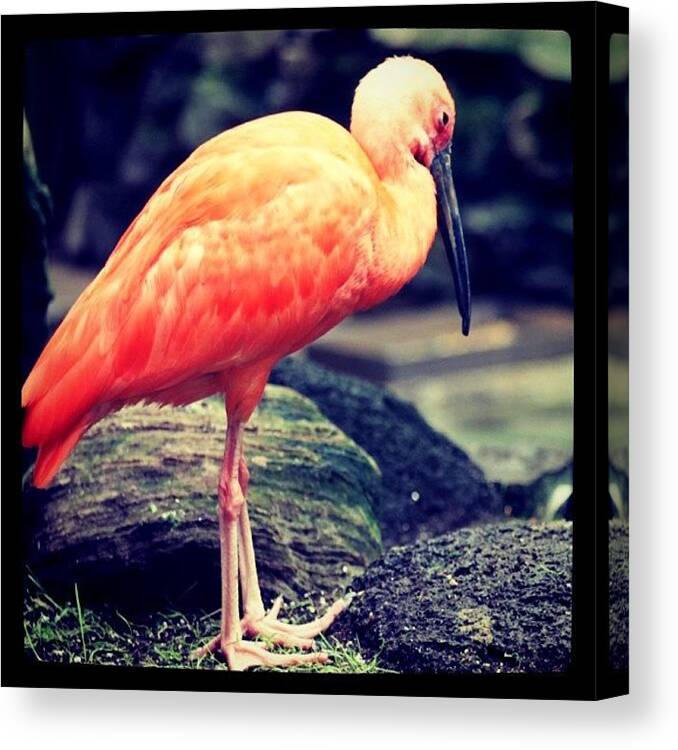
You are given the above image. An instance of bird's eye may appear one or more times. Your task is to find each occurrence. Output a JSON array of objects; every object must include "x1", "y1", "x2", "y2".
[{"x1": 440, "y1": 111, "x2": 450, "y2": 127}]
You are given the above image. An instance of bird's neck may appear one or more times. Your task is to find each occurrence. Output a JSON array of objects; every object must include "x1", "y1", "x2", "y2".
[{"x1": 359, "y1": 160, "x2": 437, "y2": 310}]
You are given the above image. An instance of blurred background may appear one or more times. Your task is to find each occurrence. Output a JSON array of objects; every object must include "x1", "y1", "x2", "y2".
[
  {"x1": 22, "y1": 27, "x2": 590, "y2": 487},
  {"x1": 609, "y1": 32, "x2": 630, "y2": 486}
]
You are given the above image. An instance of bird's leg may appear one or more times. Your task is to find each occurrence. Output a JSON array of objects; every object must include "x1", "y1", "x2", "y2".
[
  {"x1": 237, "y1": 453, "x2": 352, "y2": 649},
  {"x1": 236, "y1": 477, "x2": 266, "y2": 622},
  {"x1": 191, "y1": 420, "x2": 326, "y2": 671}
]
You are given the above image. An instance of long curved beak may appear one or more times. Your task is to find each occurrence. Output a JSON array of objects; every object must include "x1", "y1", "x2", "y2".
[{"x1": 430, "y1": 143, "x2": 471, "y2": 336}]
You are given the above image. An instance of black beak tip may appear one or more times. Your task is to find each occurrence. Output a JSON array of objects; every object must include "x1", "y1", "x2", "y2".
[{"x1": 432, "y1": 143, "x2": 472, "y2": 342}]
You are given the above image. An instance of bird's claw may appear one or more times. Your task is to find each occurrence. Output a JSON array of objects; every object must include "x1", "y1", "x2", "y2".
[
  {"x1": 190, "y1": 635, "x2": 328, "y2": 671},
  {"x1": 190, "y1": 594, "x2": 352, "y2": 670},
  {"x1": 240, "y1": 593, "x2": 352, "y2": 649}
]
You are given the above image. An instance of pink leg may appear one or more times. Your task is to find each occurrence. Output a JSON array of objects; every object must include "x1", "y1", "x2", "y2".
[
  {"x1": 190, "y1": 419, "x2": 328, "y2": 670},
  {"x1": 237, "y1": 497, "x2": 266, "y2": 621},
  {"x1": 237, "y1": 457, "x2": 265, "y2": 620},
  {"x1": 237, "y1": 455, "x2": 352, "y2": 649}
]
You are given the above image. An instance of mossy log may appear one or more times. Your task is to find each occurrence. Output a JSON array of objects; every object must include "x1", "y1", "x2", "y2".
[{"x1": 26, "y1": 386, "x2": 383, "y2": 610}]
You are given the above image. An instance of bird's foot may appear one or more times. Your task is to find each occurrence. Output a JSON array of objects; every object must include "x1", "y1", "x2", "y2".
[
  {"x1": 191, "y1": 635, "x2": 329, "y2": 672},
  {"x1": 240, "y1": 593, "x2": 352, "y2": 650},
  {"x1": 190, "y1": 635, "x2": 328, "y2": 671},
  {"x1": 190, "y1": 594, "x2": 352, "y2": 670}
]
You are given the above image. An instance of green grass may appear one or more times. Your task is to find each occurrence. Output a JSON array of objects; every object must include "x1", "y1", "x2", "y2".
[{"x1": 23, "y1": 574, "x2": 391, "y2": 674}]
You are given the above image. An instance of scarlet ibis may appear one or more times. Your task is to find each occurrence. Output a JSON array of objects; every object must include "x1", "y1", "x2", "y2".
[{"x1": 22, "y1": 56, "x2": 471, "y2": 670}]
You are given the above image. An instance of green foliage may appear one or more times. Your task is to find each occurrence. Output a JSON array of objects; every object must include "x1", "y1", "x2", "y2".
[
  {"x1": 23, "y1": 574, "x2": 390, "y2": 674},
  {"x1": 609, "y1": 33, "x2": 629, "y2": 84},
  {"x1": 370, "y1": 28, "x2": 571, "y2": 80},
  {"x1": 267, "y1": 635, "x2": 394, "y2": 674}
]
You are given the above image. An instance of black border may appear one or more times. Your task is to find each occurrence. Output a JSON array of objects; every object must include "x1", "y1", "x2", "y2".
[
  {"x1": 1, "y1": 2, "x2": 629, "y2": 699},
  {"x1": 595, "y1": 2, "x2": 629, "y2": 700}
]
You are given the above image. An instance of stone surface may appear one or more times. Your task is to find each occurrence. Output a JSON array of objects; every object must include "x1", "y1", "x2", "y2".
[
  {"x1": 331, "y1": 521, "x2": 572, "y2": 673},
  {"x1": 26, "y1": 386, "x2": 382, "y2": 609},
  {"x1": 271, "y1": 356, "x2": 504, "y2": 546},
  {"x1": 609, "y1": 520, "x2": 629, "y2": 671}
]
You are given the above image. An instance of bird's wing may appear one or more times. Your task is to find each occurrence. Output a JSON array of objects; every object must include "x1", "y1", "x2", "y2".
[{"x1": 22, "y1": 114, "x2": 379, "y2": 453}]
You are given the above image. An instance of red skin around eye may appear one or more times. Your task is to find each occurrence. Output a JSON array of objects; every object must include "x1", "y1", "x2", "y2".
[
  {"x1": 432, "y1": 106, "x2": 455, "y2": 152},
  {"x1": 411, "y1": 107, "x2": 456, "y2": 168}
]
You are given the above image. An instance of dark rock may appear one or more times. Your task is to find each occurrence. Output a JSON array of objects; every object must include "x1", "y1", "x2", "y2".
[
  {"x1": 26, "y1": 386, "x2": 382, "y2": 610},
  {"x1": 499, "y1": 460, "x2": 629, "y2": 522},
  {"x1": 331, "y1": 521, "x2": 572, "y2": 673},
  {"x1": 499, "y1": 461, "x2": 572, "y2": 520},
  {"x1": 609, "y1": 520, "x2": 629, "y2": 670},
  {"x1": 271, "y1": 356, "x2": 504, "y2": 546}
]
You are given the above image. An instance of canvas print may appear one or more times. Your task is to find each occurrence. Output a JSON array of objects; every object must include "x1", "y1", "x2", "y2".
[
  {"x1": 19, "y1": 25, "x2": 582, "y2": 677},
  {"x1": 608, "y1": 31, "x2": 629, "y2": 675}
]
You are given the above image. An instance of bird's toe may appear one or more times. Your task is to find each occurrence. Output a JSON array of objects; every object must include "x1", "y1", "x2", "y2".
[{"x1": 225, "y1": 641, "x2": 328, "y2": 671}]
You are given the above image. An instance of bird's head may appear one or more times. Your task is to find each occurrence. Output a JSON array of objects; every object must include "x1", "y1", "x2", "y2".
[{"x1": 351, "y1": 56, "x2": 471, "y2": 335}]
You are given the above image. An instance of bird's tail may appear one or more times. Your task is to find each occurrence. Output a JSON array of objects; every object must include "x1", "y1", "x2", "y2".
[
  {"x1": 22, "y1": 305, "x2": 108, "y2": 488},
  {"x1": 30, "y1": 420, "x2": 89, "y2": 489}
]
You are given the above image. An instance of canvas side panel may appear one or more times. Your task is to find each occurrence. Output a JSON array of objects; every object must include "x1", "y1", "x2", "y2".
[{"x1": 607, "y1": 26, "x2": 629, "y2": 693}]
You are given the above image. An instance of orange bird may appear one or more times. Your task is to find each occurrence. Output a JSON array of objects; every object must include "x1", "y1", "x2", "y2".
[{"x1": 22, "y1": 56, "x2": 471, "y2": 670}]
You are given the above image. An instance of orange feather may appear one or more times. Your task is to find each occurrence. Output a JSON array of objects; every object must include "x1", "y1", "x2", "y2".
[{"x1": 23, "y1": 114, "x2": 379, "y2": 482}]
